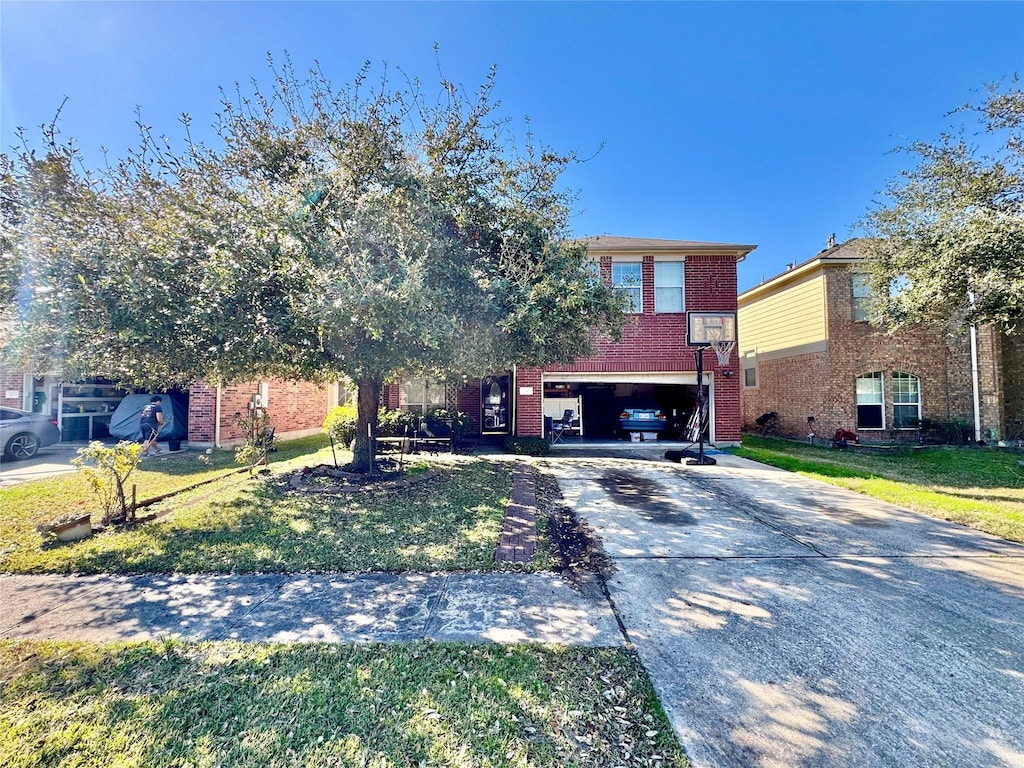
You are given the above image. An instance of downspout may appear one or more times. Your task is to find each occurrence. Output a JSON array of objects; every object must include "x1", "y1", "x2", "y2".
[
  {"x1": 970, "y1": 325, "x2": 982, "y2": 442},
  {"x1": 215, "y1": 384, "x2": 223, "y2": 448},
  {"x1": 511, "y1": 365, "x2": 518, "y2": 437}
]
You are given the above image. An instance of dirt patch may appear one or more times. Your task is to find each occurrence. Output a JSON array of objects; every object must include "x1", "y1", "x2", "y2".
[
  {"x1": 536, "y1": 471, "x2": 615, "y2": 586},
  {"x1": 289, "y1": 462, "x2": 437, "y2": 494}
]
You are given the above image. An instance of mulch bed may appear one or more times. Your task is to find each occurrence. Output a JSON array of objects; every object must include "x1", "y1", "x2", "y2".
[
  {"x1": 535, "y1": 470, "x2": 615, "y2": 583},
  {"x1": 288, "y1": 462, "x2": 438, "y2": 494}
]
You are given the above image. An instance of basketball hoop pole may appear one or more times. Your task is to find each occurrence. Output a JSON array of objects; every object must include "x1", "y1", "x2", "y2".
[{"x1": 687, "y1": 347, "x2": 716, "y2": 466}]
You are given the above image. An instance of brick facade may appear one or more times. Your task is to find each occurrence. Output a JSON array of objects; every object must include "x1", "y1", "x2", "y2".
[
  {"x1": 187, "y1": 378, "x2": 330, "y2": 448},
  {"x1": 527, "y1": 251, "x2": 743, "y2": 441},
  {"x1": 0, "y1": 369, "x2": 25, "y2": 409},
  {"x1": 376, "y1": 238, "x2": 750, "y2": 445},
  {"x1": 740, "y1": 241, "x2": 1021, "y2": 442}
]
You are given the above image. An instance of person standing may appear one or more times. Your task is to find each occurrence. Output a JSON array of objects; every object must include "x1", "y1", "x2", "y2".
[{"x1": 139, "y1": 395, "x2": 164, "y2": 456}]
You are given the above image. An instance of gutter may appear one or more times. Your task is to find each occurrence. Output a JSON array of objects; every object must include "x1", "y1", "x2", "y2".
[
  {"x1": 970, "y1": 325, "x2": 982, "y2": 442},
  {"x1": 215, "y1": 384, "x2": 223, "y2": 448}
]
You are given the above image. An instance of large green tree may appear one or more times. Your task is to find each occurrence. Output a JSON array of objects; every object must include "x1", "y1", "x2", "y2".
[
  {"x1": 1, "y1": 58, "x2": 626, "y2": 471},
  {"x1": 858, "y1": 78, "x2": 1024, "y2": 334}
]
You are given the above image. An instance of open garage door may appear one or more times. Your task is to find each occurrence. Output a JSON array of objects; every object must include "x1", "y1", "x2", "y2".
[{"x1": 543, "y1": 372, "x2": 715, "y2": 442}]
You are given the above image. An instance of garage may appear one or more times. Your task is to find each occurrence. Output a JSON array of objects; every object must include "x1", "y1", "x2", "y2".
[
  {"x1": 25, "y1": 376, "x2": 189, "y2": 444},
  {"x1": 542, "y1": 372, "x2": 715, "y2": 442}
]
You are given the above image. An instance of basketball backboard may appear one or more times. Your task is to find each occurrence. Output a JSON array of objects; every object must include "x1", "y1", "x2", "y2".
[{"x1": 687, "y1": 312, "x2": 736, "y2": 347}]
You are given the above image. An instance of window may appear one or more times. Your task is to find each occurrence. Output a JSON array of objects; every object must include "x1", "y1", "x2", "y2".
[
  {"x1": 612, "y1": 262, "x2": 642, "y2": 313},
  {"x1": 335, "y1": 382, "x2": 356, "y2": 408},
  {"x1": 856, "y1": 372, "x2": 884, "y2": 429},
  {"x1": 399, "y1": 378, "x2": 446, "y2": 415},
  {"x1": 654, "y1": 261, "x2": 684, "y2": 313},
  {"x1": 892, "y1": 372, "x2": 921, "y2": 428},
  {"x1": 852, "y1": 273, "x2": 871, "y2": 322},
  {"x1": 743, "y1": 366, "x2": 758, "y2": 388}
]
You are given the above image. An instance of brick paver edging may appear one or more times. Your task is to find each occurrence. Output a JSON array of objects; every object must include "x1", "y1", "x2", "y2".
[{"x1": 495, "y1": 462, "x2": 537, "y2": 563}]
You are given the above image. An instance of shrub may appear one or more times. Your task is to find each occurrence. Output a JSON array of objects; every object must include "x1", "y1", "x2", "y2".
[
  {"x1": 234, "y1": 410, "x2": 276, "y2": 474},
  {"x1": 503, "y1": 436, "x2": 550, "y2": 456},
  {"x1": 71, "y1": 440, "x2": 143, "y2": 524},
  {"x1": 377, "y1": 407, "x2": 415, "y2": 437},
  {"x1": 323, "y1": 405, "x2": 358, "y2": 448}
]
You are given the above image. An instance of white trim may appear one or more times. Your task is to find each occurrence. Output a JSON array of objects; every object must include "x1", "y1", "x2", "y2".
[
  {"x1": 542, "y1": 371, "x2": 701, "y2": 385},
  {"x1": 970, "y1": 325, "x2": 982, "y2": 442},
  {"x1": 215, "y1": 385, "x2": 222, "y2": 448}
]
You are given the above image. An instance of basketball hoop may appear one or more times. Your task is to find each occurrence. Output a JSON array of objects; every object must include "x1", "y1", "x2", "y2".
[{"x1": 709, "y1": 339, "x2": 735, "y2": 366}]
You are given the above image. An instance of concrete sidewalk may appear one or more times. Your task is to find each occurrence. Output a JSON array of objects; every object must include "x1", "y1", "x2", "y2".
[{"x1": 0, "y1": 570, "x2": 624, "y2": 646}]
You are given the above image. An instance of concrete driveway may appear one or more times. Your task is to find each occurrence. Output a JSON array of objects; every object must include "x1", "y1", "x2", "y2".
[
  {"x1": 545, "y1": 446, "x2": 1024, "y2": 768},
  {"x1": 0, "y1": 443, "x2": 83, "y2": 489}
]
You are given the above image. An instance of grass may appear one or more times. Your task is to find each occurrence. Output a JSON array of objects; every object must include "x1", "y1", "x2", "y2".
[
  {"x1": 0, "y1": 436, "x2": 550, "y2": 574},
  {"x1": 0, "y1": 435, "x2": 332, "y2": 524},
  {"x1": 0, "y1": 639, "x2": 687, "y2": 768},
  {"x1": 734, "y1": 435, "x2": 1024, "y2": 542}
]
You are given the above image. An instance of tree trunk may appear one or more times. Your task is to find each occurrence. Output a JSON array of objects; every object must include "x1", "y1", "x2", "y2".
[{"x1": 351, "y1": 378, "x2": 382, "y2": 473}]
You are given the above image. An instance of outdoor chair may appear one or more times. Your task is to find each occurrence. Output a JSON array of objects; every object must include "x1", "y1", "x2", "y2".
[{"x1": 548, "y1": 409, "x2": 575, "y2": 444}]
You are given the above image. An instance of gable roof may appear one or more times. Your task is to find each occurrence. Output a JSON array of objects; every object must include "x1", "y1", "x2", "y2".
[
  {"x1": 578, "y1": 235, "x2": 757, "y2": 261},
  {"x1": 739, "y1": 238, "x2": 869, "y2": 304}
]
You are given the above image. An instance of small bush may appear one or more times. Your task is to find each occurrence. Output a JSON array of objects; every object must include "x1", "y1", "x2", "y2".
[
  {"x1": 503, "y1": 436, "x2": 550, "y2": 456},
  {"x1": 377, "y1": 407, "x2": 415, "y2": 437},
  {"x1": 234, "y1": 410, "x2": 276, "y2": 474},
  {"x1": 323, "y1": 405, "x2": 358, "y2": 447},
  {"x1": 71, "y1": 440, "x2": 143, "y2": 524}
]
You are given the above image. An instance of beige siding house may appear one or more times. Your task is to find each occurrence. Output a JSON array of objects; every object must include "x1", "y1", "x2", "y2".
[{"x1": 738, "y1": 239, "x2": 1024, "y2": 444}]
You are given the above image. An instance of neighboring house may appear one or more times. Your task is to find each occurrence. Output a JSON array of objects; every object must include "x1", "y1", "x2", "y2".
[
  {"x1": 737, "y1": 238, "x2": 1024, "y2": 443},
  {"x1": 0, "y1": 372, "x2": 335, "y2": 449},
  {"x1": 385, "y1": 235, "x2": 755, "y2": 446}
]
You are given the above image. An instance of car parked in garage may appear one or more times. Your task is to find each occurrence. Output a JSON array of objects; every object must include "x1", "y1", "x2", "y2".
[
  {"x1": 619, "y1": 407, "x2": 669, "y2": 433},
  {"x1": 0, "y1": 407, "x2": 62, "y2": 460}
]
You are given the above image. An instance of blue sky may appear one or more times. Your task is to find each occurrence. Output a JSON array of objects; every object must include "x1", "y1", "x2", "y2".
[{"x1": 2, "y1": 1, "x2": 1021, "y2": 291}]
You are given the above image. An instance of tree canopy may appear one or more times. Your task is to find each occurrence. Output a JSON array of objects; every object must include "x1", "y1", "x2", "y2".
[
  {"x1": 858, "y1": 77, "x2": 1024, "y2": 334},
  {"x1": 1, "y1": 57, "x2": 627, "y2": 470}
]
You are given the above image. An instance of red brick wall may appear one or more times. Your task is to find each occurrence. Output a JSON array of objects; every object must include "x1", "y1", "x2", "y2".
[
  {"x1": 1000, "y1": 333, "x2": 1024, "y2": 440},
  {"x1": 741, "y1": 350, "x2": 831, "y2": 436},
  {"x1": 0, "y1": 369, "x2": 25, "y2": 409},
  {"x1": 187, "y1": 383, "x2": 217, "y2": 444},
  {"x1": 514, "y1": 368, "x2": 544, "y2": 437},
  {"x1": 187, "y1": 378, "x2": 329, "y2": 447},
  {"x1": 534, "y1": 253, "x2": 742, "y2": 441}
]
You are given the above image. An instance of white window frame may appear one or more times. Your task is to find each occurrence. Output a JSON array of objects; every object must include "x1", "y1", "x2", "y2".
[
  {"x1": 654, "y1": 260, "x2": 684, "y2": 313},
  {"x1": 856, "y1": 372, "x2": 884, "y2": 430},
  {"x1": 892, "y1": 372, "x2": 921, "y2": 429},
  {"x1": 852, "y1": 273, "x2": 872, "y2": 322},
  {"x1": 612, "y1": 261, "x2": 643, "y2": 313},
  {"x1": 399, "y1": 378, "x2": 446, "y2": 415},
  {"x1": 743, "y1": 366, "x2": 758, "y2": 388}
]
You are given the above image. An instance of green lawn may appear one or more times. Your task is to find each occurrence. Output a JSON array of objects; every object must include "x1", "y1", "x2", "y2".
[
  {"x1": 0, "y1": 639, "x2": 687, "y2": 768},
  {"x1": 734, "y1": 435, "x2": 1024, "y2": 542},
  {"x1": 0, "y1": 437, "x2": 550, "y2": 574}
]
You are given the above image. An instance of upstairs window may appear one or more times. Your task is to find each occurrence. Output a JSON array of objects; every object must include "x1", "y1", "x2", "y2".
[
  {"x1": 654, "y1": 261, "x2": 684, "y2": 313},
  {"x1": 892, "y1": 372, "x2": 921, "y2": 428},
  {"x1": 852, "y1": 274, "x2": 872, "y2": 322},
  {"x1": 856, "y1": 372, "x2": 884, "y2": 429},
  {"x1": 612, "y1": 262, "x2": 642, "y2": 313}
]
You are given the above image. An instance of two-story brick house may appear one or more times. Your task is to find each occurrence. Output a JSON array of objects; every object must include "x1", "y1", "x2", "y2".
[
  {"x1": 738, "y1": 238, "x2": 1024, "y2": 443},
  {"x1": 384, "y1": 235, "x2": 755, "y2": 445},
  {"x1": 4, "y1": 235, "x2": 753, "y2": 453}
]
